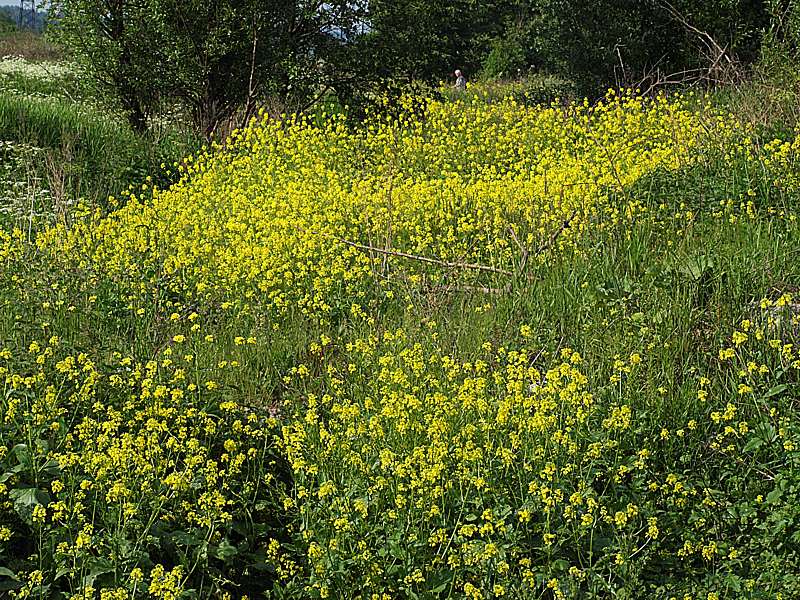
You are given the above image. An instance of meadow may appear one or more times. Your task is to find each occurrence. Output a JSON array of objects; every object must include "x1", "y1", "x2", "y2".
[{"x1": 1, "y1": 78, "x2": 800, "y2": 600}]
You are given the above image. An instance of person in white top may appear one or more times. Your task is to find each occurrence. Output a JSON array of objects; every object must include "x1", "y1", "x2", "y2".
[{"x1": 454, "y1": 69, "x2": 466, "y2": 91}]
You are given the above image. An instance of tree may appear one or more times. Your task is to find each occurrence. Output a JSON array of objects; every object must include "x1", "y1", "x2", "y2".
[
  {"x1": 51, "y1": 0, "x2": 774, "y2": 133},
  {"x1": 51, "y1": 0, "x2": 171, "y2": 132},
  {"x1": 474, "y1": 0, "x2": 771, "y2": 93},
  {"x1": 51, "y1": 0, "x2": 366, "y2": 135},
  {"x1": 349, "y1": 0, "x2": 508, "y2": 85}
]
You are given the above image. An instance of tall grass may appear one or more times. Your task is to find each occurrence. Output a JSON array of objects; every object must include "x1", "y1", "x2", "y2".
[
  {"x1": 0, "y1": 31, "x2": 61, "y2": 62},
  {"x1": 0, "y1": 93, "x2": 197, "y2": 208}
]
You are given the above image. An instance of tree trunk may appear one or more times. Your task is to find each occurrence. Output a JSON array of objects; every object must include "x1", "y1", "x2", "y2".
[{"x1": 126, "y1": 102, "x2": 148, "y2": 134}]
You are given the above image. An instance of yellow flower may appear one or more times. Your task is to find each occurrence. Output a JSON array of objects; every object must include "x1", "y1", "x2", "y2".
[{"x1": 31, "y1": 504, "x2": 46, "y2": 523}]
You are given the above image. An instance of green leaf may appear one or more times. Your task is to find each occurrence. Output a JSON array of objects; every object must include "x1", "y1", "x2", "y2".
[
  {"x1": 83, "y1": 559, "x2": 114, "y2": 588},
  {"x1": 552, "y1": 558, "x2": 570, "y2": 572},
  {"x1": 762, "y1": 384, "x2": 788, "y2": 400},
  {"x1": 169, "y1": 530, "x2": 204, "y2": 547},
  {"x1": 42, "y1": 459, "x2": 62, "y2": 478},
  {"x1": 0, "y1": 567, "x2": 18, "y2": 580},
  {"x1": 11, "y1": 444, "x2": 30, "y2": 468},
  {"x1": 10, "y1": 487, "x2": 42, "y2": 506},
  {"x1": 766, "y1": 487, "x2": 783, "y2": 505},
  {"x1": 676, "y1": 254, "x2": 714, "y2": 281},
  {"x1": 726, "y1": 575, "x2": 742, "y2": 592},
  {"x1": 430, "y1": 582, "x2": 449, "y2": 594},
  {"x1": 212, "y1": 539, "x2": 238, "y2": 562},
  {"x1": 9, "y1": 487, "x2": 50, "y2": 522},
  {"x1": 388, "y1": 540, "x2": 405, "y2": 560},
  {"x1": 742, "y1": 437, "x2": 764, "y2": 453}
]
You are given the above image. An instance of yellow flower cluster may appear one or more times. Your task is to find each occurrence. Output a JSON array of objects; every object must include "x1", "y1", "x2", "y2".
[
  {"x1": 42, "y1": 93, "x2": 727, "y2": 322},
  {"x1": 0, "y1": 325, "x2": 283, "y2": 598},
  {"x1": 3, "y1": 88, "x2": 798, "y2": 598},
  {"x1": 280, "y1": 330, "x2": 660, "y2": 596}
]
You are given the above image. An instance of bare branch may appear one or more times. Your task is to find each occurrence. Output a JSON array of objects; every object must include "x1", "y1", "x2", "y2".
[
  {"x1": 317, "y1": 232, "x2": 515, "y2": 276},
  {"x1": 245, "y1": 18, "x2": 259, "y2": 122},
  {"x1": 532, "y1": 210, "x2": 578, "y2": 260},
  {"x1": 655, "y1": 0, "x2": 741, "y2": 87},
  {"x1": 312, "y1": 202, "x2": 579, "y2": 296}
]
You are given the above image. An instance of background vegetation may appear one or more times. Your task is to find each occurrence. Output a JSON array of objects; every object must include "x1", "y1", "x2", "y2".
[{"x1": 43, "y1": 0, "x2": 795, "y2": 131}]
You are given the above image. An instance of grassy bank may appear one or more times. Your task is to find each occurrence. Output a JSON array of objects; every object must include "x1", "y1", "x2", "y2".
[
  {"x1": 0, "y1": 93, "x2": 193, "y2": 210},
  {"x1": 0, "y1": 54, "x2": 198, "y2": 213}
]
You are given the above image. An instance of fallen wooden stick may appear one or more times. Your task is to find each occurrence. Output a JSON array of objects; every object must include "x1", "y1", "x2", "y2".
[
  {"x1": 314, "y1": 209, "x2": 577, "y2": 289},
  {"x1": 317, "y1": 231, "x2": 514, "y2": 276}
]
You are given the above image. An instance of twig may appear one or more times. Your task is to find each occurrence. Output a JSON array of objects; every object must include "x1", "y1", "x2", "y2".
[
  {"x1": 318, "y1": 231, "x2": 514, "y2": 276},
  {"x1": 381, "y1": 176, "x2": 395, "y2": 276},
  {"x1": 614, "y1": 44, "x2": 628, "y2": 88},
  {"x1": 430, "y1": 236, "x2": 482, "y2": 306},
  {"x1": 298, "y1": 84, "x2": 333, "y2": 116},
  {"x1": 508, "y1": 225, "x2": 529, "y2": 274},
  {"x1": 316, "y1": 206, "x2": 578, "y2": 294},
  {"x1": 533, "y1": 210, "x2": 579, "y2": 260},
  {"x1": 430, "y1": 283, "x2": 510, "y2": 295},
  {"x1": 243, "y1": 17, "x2": 259, "y2": 125},
  {"x1": 587, "y1": 129, "x2": 627, "y2": 196},
  {"x1": 657, "y1": 0, "x2": 740, "y2": 85}
]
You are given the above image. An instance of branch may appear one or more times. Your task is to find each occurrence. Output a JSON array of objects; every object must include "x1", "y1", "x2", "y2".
[
  {"x1": 508, "y1": 225, "x2": 529, "y2": 274},
  {"x1": 656, "y1": 0, "x2": 740, "y2": 85},
  {"x1": 430, "y1": 283, "x2": 510, "y2": 295},
  {"x1": 534, "y1": 210, "x2": 578, "y2": 259},
  {"x1": 658, "y1": 0, "x2": 725, "y2": 57},
  {"x1": 427, "y1": 211, "x2": 577, "y2": 296},
  {"x1": 319, "y1": 232, "x2": 514, "y2": 276},
  {"x1": 246, "y1": 19, "x2": 259, "y2": 106},
  {"x1": 297, "y1": 84, "x2": 333, "y2": 115},
  {"x1": 314, "y1": 204, "x2": 578, "y2": 295}
]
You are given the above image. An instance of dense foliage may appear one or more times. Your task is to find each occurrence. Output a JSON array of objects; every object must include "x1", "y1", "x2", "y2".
[
  {"x1": 49, "y1": 0, "x2": 782, "y2": 132},
  {"x1": 50, "y1": 0, "x2": 366, "y2": 134}
]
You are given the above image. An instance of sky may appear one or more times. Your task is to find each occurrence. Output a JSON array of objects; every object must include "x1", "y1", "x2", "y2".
[{"x1": 0, "y1": 1, "x2": 46, "y2": 7}]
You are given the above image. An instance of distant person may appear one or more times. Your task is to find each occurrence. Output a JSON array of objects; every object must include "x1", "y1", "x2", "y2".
[{"x1": 454, "y1": 69, "x2": 466, "y2": 91}]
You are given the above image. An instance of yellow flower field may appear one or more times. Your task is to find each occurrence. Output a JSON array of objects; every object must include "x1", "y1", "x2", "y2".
[
  {"x1": 42, "y1": 92, "x2": 730, "y2": 321},
  {"x1": 2, "y1": 91, "x2": 800, "y2": 599}
]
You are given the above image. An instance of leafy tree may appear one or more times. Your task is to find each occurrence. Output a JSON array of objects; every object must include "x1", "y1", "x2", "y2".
[
  {"x1": 51, "y1": 0, "x2": 776, "y2": 131},
  {"x1": 358, "y1": 0, "x2": 771, "y2": 96},
  {"x1": 471, "y1": 0, "x2": 771, "y2": 93},
  {"x1": 51, "y1": 0, "x2": 170, "y2": 132},
  {"x1": 51, "y1": 0, "x2": 366, "y2": 135},
  {"x1": 354, "y1": 0, "x2": 505, "y2": 83}
]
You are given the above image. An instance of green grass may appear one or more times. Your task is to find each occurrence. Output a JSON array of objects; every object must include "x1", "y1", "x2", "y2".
[
  {"x1": 0, "y1": 92, "x2": 197, "y2": 209},
  {"x1": 0, "y1": 53, "x2": 200, "y2": 213}
]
